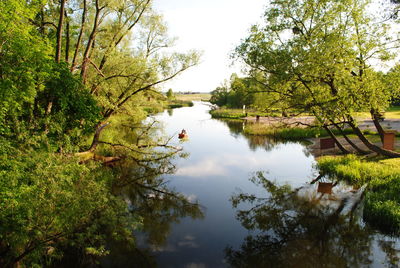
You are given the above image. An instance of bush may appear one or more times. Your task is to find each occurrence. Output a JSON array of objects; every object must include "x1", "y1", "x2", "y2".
[{"x1": 0, "y1": 148, "x2": 137, "y2": 266}]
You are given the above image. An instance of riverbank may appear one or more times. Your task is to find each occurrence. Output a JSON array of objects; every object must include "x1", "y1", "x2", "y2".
[
  {"x1": 212, "y1": 107, "x2": 400, "y2": 235},
  {"x1": 211, "y1": 106, "x2": 400, "y2": 155}
]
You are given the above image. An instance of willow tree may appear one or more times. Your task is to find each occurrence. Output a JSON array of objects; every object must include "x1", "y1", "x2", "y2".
[
  {"x1": 236, "y1": 0, "x2": 400, "y2": 157},
  {"x1": 38, "y1": 0, "x2": 199, "y2": 153}
]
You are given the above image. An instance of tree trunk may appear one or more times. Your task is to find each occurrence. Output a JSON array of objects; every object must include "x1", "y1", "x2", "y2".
[
  {"x1": 348, "y1": 120, "x2": 400, "y2": 158},
  {"x1": 323, "y1": 126, "x2": 350, "y2": 154},
  {"x1": 331, "y1": 121, "x2": 369, "y2": 154},
  {"x1": 81, "y1": 0, "x2": 101, "y2": 83},
  {"x1": 55, "y1": 0, "x2": 66, "y2": 63},
  {"x1": 312, "y1": 111, "x2": 348, "y2": 154},
  {"x1": 88, "y1": 122, "x2": 110, "y2": 152},
  {"x1": 64, "y1": 10, "x2": 70, "y2": 63},
  {"x1": 370, "y1": 108, "x2": 385, "y2": 143},
  {"x1": 71, "y1": 0, "x2": 86, "y2": 71}
]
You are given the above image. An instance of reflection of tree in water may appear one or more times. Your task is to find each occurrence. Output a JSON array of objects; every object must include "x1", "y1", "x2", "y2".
[
  {"x1": 97, "y1": 118, "x2": 205, "y2": 267},
  {"x1": 167, "y1": 109, "x2": 173, "y2": 116},
  {"x1": 226, "y1": 172, "x2": 399, "y2": 268},
  {"x1": 101, "y1": 161, "x2": 204, "y2": 267}
]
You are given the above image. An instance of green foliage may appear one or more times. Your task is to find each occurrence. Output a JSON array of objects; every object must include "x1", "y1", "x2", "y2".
[
  {"x1": 317, "y1": 155, "x2": 400, "y2": 234},
  {"x1": 210, "y1": 74, "x2": 273, "y2": 110},
  {"x1": 0, "y1": 1, "x2": 101, "y2": 151},
  {"x1": 0, "y1": 0, "x2": 51, "y2": 135},
  {"x1": 166, "y1": 88, "x2": 174, "y2": 99},
  {"x1": 0, "y1": 146, "x2": 138, "y2": 266},
  {"x1": 235, "y1": 0, "x2": 400, "y2": 127},
  {"x1": 210, "y1": 85, "x2": 229, "y2": 107},
  {"x1": 43, "y1": 63, "x2": 101, "y2": 141},
  {"x1": 0, "y1": 0, "x2": 201, "y2": 266}
]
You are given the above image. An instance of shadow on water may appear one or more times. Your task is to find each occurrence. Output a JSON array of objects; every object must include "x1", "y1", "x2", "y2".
[{"x1": 226, "y1": 172, "x2": 400, "y2": 268}]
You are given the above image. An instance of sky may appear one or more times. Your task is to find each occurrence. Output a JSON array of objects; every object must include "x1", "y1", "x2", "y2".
[{"x1": 153, "y1": 0, "x2": 266, "y2": 93}]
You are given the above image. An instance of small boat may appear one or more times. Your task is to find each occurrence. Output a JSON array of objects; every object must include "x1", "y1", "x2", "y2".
[
  {"x1": 179, "y1": 129, "x2": 188, "y2": 139},
  {"x1": 178, "y1": 133, "x2": 188, "y2": 139}
]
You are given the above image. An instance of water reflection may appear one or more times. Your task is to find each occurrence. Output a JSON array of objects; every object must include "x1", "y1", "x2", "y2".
[
  {"x1": 227, "y1": 172, "x2": 399, "y2": 267},
  {"x1": 167, "y1": 109, "x2": 173, "y2": 117},
  {"x1": 99, "y1": 161, "x2": 204, "y2": 267},
  {"x1": 93, "y1": 117, "x2": 204, "y2": 267}
]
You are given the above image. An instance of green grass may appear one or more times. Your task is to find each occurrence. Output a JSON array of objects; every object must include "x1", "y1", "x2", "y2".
[
  {"x1": 354, "y1": 105, "x2": 400, "y2": 119},
  {"x1": 317, "y1": 155, "x2": 400, "y2": 234}
]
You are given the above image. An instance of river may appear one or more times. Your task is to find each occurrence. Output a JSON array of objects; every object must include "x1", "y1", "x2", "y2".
[{"x1": 105, "y1": 101, "x2": 400, "y2": 267}]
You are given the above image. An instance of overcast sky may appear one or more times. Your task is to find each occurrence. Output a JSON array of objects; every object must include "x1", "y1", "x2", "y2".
[{"x1": 153, "y1": 0, "x2": 266, "y2": 92}]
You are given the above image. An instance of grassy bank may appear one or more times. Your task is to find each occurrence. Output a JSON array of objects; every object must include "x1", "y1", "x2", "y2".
[
  {"x1": 244, "y1": 126, "x2": 325, "y2": 140},
  {"x1": 243, "y1": 123, "x2": 355, "y2": 140},
  {"x1": 317, "y1": 155, "x2": 400, "y2": 234},
  {"x1": 210, "y1": 108, "x2": 274, "y2": 119}
]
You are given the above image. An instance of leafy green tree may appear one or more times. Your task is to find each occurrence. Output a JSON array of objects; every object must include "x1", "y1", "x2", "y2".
[
  {"x1": 0, "y1": 148, "x2": 136, "y2": 266},
  {"x1": 0, "y1": 0, "x2": 50, "y2": 135},
  {"x1": 210, "y1": 85, "x2": 229, "y2": 107},
  {"x1": 166, "y1": 88, "x2": 174, "y2": 99},
  {"x1": 235, "y1": 0, "x2": 400, "y2": 157}
]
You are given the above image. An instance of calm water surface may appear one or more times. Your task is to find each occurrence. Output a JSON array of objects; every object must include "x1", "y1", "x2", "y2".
[{"x1": 115, "y1": 102, "x2": 400, "y2": 267}]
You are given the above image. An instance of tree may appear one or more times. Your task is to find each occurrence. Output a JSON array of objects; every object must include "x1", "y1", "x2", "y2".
[
  {"x1": 0, "y1": 0, "x2": 201, "y2": 265},
  {"x1": 166, "y1": 88, "x2": 174, "y2": 99},
  {"x1": 210, "y1": 85, "x2": 229, "y2": 107},
  {"x1": 235, "y1": 0, "x2": 400, "y2": 157}
]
